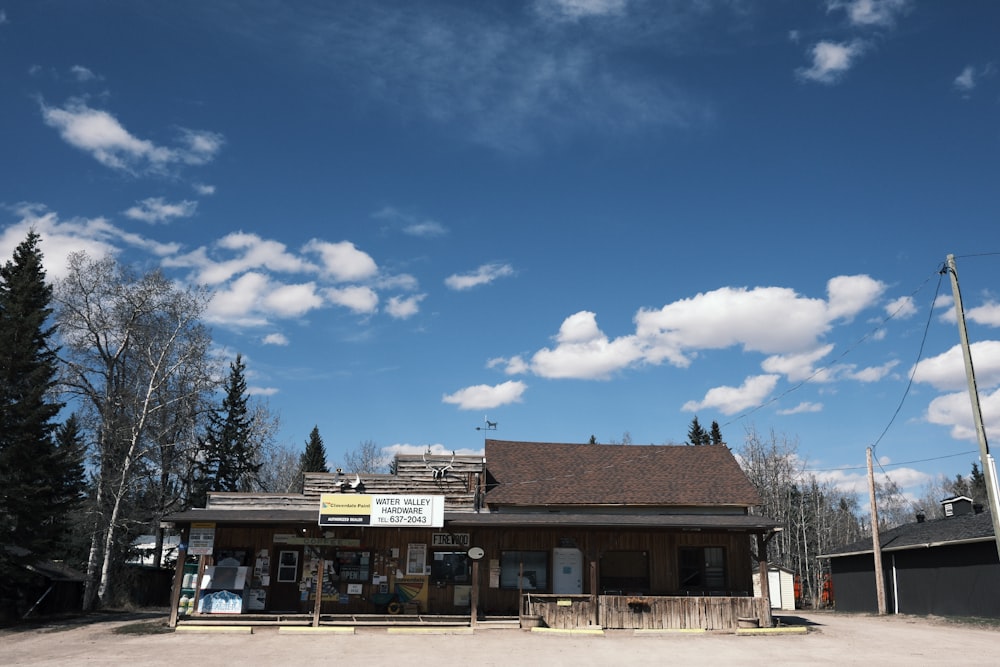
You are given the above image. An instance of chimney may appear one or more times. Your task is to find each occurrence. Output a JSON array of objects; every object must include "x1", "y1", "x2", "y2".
[{"x1": 915, "y1": 510, "x2": 926, "y2": 523}]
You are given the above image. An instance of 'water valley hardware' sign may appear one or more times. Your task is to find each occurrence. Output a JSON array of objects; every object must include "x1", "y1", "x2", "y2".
[{"x1": 319, "y1": 494, "x2": 445, "y2": 527}]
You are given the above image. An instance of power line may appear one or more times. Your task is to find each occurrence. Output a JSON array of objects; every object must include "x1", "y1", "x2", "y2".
[
  {"x1": 803, "y1": 449, "x2": 979, "y2": 473},
  {"x1": 869, "y1": 270, "x2": 945, "y2": 457},
  {"x1": 723, "y1": 268, "x2": 943, "y2": 429}
]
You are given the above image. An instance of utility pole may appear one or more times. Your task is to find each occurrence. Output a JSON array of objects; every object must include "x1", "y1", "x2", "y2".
[
  {"x1": 945, "y1": 255, "x2": 1000, "y2": 560},
  {"x1": 866, "y1": 447, "x2": 887, "y2": 615}
]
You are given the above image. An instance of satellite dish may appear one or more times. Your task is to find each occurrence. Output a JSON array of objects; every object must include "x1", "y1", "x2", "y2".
[{"x1": 467, "y1": 546, "x2": 485, "y2": 560}]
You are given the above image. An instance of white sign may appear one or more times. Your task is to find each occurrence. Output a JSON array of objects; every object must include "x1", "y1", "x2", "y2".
[
  {"x1": 370, "y1": 495, "x2": 445, "y2": 527},
  {"x1": 320, "y1": 494, "x2": 444, "y2": 527},
  {"x1": 189, "y1": 522, "x2": 216, "y2": 556}
]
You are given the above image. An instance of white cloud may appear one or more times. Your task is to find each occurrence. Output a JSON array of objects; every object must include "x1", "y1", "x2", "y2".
[
  {"x1": 637, "y1": 276, "x2": 885, "y2": 368},
  {"x1": 205, "y1": 272, "x2": 271, "y2": 326},
  {"x1": 516, "y1": 275, "x2": 888, "y2": 383},
  {"x1": 826, "y1": 275, "x2": 887, "y2": 320},
  {"x1": 262, "y1": 282, "x2": 324, "y2": 317},
  {"x1": 847, "y1": 359, "x2": 899, "y2": 382},
  {"x1": 531, "y1": 311, "x2": 643, "y2": 379},
  {"x1": 324, "y1": 285, "x2": 379, "y2": 314},
  {"x1": 828, "y1": 0, "x2": 911, "y2": 28},
  {"x1": 166, "y1": 231, "x2": 313, "y2": 285},
  {"x1": 442, "y1": 380, "x2": 527, "y2": 410},
  {"x1": 796, "y1": 40, "x2": 867, "y2": 84},
  {"x1": 0, "y1": 10, "x2": 8, "y2": 25},
  {"x1": 304, "y1": 239, "x2": 379, "y2": 282},
  {"x1": 40, "y1": 99, "x2": 223, "y2": 173},
  {"x1": 777, "y1": 401, "x2": 824, "y2": 415},
  {"x1": 954, "y1": 66, "x2": 976, "y2": 93},
  {"x1": 193, "y1": 183, "x2": 216, "y2": 196},
  {"x1": 372, "y1": 206, "x2": 448, "y2": 237},
  {"x1": 386, "y1": 294, "x2": 426, "y2": 319},
  {"x1": 489, "y1": 355, "x2": 530, "y2": 375},
  {"x1": 911, "y1": 341, "x2": 1000, "y2": 391},
  {"x1": 761, "y1": 345, "x2": 835, "y2": 383},
  {"x1": 70, "y1": 65, "x2": 98, "y2": 82},
  {"x1": 0, "y1": 204, "x2": 182, "y2": 279},
  {"x1": 248, "y1": 385, "x2": 279, "y2": 397},
  {"x1": 682, "y1": 375, "x2": 781, "y2": 416},
  {"x1": 966, "y1": 302, "x2": 1000, "y2": 327},
  {"x1": 535, "y1": 0, "x2": 627, "y2": 21},
  {"x1": 444, "y1": 263, "x2": 514, "y2": 291},
  {"x1": 924, "y1": 386, "x2": 1000, "y2": 442},
  {"x1": 124, "y1": 197, "x2": 197, "y2": 224},
  {"x1": 884, "y1": 295, "x2": 916, "y2": 319},
  {"x1": 382, "y1": 443, "x2": 484, "y2": 457},
  {"x1": 274, "y1": 5, "x2": 709, "y2": 154},
  {"x1": 262, "y1": 333, "x2": 289, "y2": 346}
]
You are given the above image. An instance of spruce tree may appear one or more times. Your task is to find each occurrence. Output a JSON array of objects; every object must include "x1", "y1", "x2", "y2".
[
  {"x1": 686, "y1": 417, "x2": 709, "y2": 446},
  {"x1": 709, "y1": 421, "x2": 724, "y2": 446},
  {"x1": 0, "y1": 232, "x2": 64, "y2": 603},
  {"x1": 50, "y1": 414, "x2": 88, "y2": 561},
  {"x1": 300, "y1": 426, "x2": 329, "y2": 473},
  {"x1": 194, "y1": 354, "x2": 260, "y2": 504}
]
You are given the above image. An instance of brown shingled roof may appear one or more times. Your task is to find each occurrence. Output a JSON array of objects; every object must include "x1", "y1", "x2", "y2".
[{"x1": 484, "y1": 439, "x2": 761, "y2": 507}]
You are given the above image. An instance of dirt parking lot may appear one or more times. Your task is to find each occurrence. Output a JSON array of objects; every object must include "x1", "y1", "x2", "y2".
[{"x1": 3, "y1": 610, "x2": 998, "y2": 666}]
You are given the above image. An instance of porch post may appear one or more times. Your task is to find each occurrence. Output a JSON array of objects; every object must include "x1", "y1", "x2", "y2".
[
  {"x1": 756, "y1": 532, "x2": 771, "y2": 626},
  {"x1": 167, "y1": 525, "x2": 189, "y2": 628},
  {"x1": 590, "y1": 560, "x2": 599, "y2": 627},
  {"x1": 470, "y1": 559, "x2": 479, "y2": 628},
  {"x1": 312, "y1": 557, "x2": 325, "y2": 627}
]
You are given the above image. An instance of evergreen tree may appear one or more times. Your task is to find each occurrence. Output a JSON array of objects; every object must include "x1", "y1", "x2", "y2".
[
  {"x1": 709, "y1": 421, "x2": 724, "y2": 445},
  {"x1": 50, "y1": 414, "x2": 88, "y2": 561},
  {"x1": 0, "y1": 231, "x2": 64, "y2": 609},
  {"x1": 686, "y1": 417, "x2": 709, "y2": 445},
  {"x1": 300, "y1": 426, "x2": 329, "y2": 473},
  {"x1": 194, "y1": 354, "x2": 261, "y2": 504}
]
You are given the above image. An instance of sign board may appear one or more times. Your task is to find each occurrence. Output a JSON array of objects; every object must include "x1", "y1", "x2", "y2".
[
  {"x1": 189, "y1": 522, "x2": 216, "y2": 556},
  {"x1": 319, "y1": 494, "x2": 444, "y2": 527},
  {"x1": 432, "y1": 533, "x2": 470, "y2": 547}
]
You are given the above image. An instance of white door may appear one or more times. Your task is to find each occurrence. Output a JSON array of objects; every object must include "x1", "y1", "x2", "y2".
[
  {"x1": 552, "y1": 548, "x2": 583, "y2": 594},
  {"x1": 767, "y1": 570, "x2": 782, "y2": 609}
]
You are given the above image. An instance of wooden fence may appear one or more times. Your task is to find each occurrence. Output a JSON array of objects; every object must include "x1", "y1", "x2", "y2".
[{"x1": 523, "y1": 594, "x2": 771, "y2": 630}]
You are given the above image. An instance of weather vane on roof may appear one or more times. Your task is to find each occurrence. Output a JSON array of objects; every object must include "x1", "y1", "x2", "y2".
[{"x1": 475, "y1": 415, "x2": 497, "y2": 431}]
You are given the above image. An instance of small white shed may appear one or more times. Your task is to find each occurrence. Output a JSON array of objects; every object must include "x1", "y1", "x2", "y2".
[{"x1": 752, "y1": 565, "x2": 796, "y2": 611}]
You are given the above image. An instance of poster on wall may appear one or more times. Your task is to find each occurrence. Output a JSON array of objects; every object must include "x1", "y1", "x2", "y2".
[
  {"x1": 188, "y1": 522, "x2": 216, "y2": 556},
  {"x1": 406, "y1": 543, "x2": 427, "y2": 576},
  {"x1": 489, "y1": 559, "x2": 500, "y2": 588}
]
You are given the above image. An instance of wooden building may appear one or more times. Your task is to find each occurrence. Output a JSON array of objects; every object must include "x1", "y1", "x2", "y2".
[
  {"x1": 822, "y1": 496, "x2": 999, "y2": 618},
  {"x1": 165, "y1": 439, "x2": 780, "y2": 629}
]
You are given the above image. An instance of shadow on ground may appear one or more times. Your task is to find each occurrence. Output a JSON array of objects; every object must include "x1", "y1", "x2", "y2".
[
  {"x1": 2, "y1": 609, "x2": 168, "y2": 633},
  {"x1": 773, "y1": 614, "x2": 823, "y2": 627}
]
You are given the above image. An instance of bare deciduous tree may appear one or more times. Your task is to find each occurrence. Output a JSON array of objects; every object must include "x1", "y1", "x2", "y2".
[
  {"x1": 341, "y1": 439, "x2": 390, "y2": 474},
  {"x1": 54, "y1": 253, "x2": 214, "y2": 609}
]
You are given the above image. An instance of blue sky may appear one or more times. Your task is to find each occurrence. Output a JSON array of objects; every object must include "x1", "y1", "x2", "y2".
[{"x1": 2, "y1": 0, "x2": 999, "y2": 504}]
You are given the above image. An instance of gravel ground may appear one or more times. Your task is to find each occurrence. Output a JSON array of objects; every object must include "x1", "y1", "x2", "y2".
[{"x1": 3, "y1": 609, "x2": 998, "y2": 666}]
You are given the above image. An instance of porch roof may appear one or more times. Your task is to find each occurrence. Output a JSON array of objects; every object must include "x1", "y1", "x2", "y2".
[
  {"x1": 163, "y1": 507, "x2": 779, "y2": 532},
  {"x1": 444, "y1": 511, "x2": 780, "y2": 531}
]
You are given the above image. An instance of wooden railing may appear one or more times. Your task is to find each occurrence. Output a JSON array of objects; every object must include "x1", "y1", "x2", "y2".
[{"x1": 523, "y1": 594, "x2": 771, "y2": 630}]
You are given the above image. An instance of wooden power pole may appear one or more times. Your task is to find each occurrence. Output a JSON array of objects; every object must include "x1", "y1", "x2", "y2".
[
  {"x1": 945, "y1": 255, "x2": 1000, "y2": 560},
  {"x1": 867, "y1": 446, "x2": 887, "y2": 615}
]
